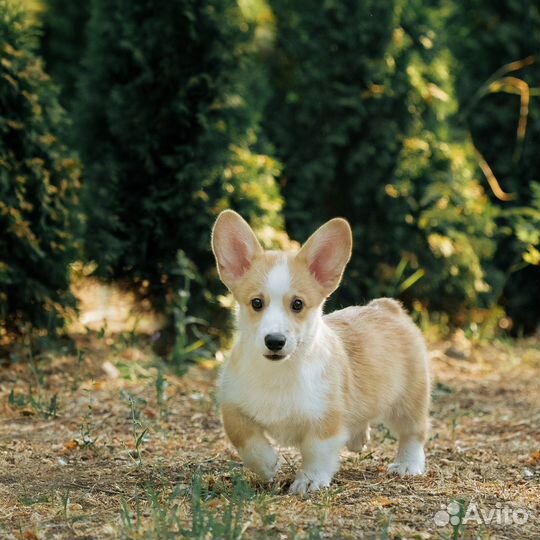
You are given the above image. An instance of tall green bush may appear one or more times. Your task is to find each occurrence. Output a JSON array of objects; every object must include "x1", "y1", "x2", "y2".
[
  {"x1": 74, "y1": 0, "x2": 283, "y2": 323},
  {"x1": 448, "y1": 0, "x2": 540, "y2": 332},
  {"x1": 0, "y1": 0, "x2": 81, "y2": 334},
  {"x1": 40, "y1": 0, "x2": 90, "y2": 108},
  {"x1": 265, "y1": 0, "x2": 500, "y2": 317}
]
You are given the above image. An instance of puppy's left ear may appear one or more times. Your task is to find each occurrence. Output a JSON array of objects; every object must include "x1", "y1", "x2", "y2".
[{"x1": 296, "y1": 218, "x2": 352, "y2": 296}]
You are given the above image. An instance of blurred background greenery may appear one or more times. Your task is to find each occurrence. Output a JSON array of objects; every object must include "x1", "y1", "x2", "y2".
[{"x1": 1, "y1": 0, "x2": 539, "y2": 353}]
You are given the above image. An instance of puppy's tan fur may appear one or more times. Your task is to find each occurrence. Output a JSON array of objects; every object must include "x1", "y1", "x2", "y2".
[{"x1": 212, "y1": 210, "x2": 430, "y2": 494}]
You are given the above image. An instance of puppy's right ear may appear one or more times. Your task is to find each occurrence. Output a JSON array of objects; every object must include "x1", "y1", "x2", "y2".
[{"x1": 211, "y1": 210, "x2": 262, "y2": 290}]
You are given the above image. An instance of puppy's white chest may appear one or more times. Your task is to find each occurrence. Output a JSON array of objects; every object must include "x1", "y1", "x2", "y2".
[{"x1": 219, "y1": 359, "x2": 330, "y2": 429}]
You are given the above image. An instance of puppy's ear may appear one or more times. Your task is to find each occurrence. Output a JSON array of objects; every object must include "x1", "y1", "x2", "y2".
[
  {"x1": 296, "y1": 218, "x2": 352, "y2": 295},
  {"x1": 212, "y1": 210, "x2": 263, "y2": 289}
]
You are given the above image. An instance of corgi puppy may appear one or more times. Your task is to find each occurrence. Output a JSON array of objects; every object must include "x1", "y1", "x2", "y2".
[{"x1": 211, "y1": 210, "x2": 430, "y2": 495}]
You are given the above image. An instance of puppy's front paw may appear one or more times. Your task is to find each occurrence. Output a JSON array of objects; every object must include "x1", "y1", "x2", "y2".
[
  {"x1": 288, "y1": 471, "x2": 330, "y2": 496},
  {"x1": 254, "y1": 453, "x2": 280, "y2": 482},
  {"x1": 241, "y1": 440, "x2": 280, "y2": 482},
  {"x1": 387, "y1": 460, "x2": 425, "y2": 476}
]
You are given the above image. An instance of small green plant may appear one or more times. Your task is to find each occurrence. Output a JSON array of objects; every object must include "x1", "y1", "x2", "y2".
[
  {"x1": 449, "y1": 409, "x2": 472, "y2": 441},
  {"x1": 155, "y1": 369, "x2": 168, "y2": 416},
  {"x1": 71, "y1": 349, "x2": 86, "y2": 391},
  {"x1": 189, "y1": 472, "x2": 252, "y2": 539},
  {"x1": 8, "y1": 388, "x2": 58, "y2": 419},
  {"x1": 146, "y1": 483, "x2": 183, "y2": 538},
  {"x1": 77, "y1": 394, "x2": 97, "y2": 449},
  {"x1": 61, "y1": 490, "x2": 70, "y2": 520},
  {"x1": 355, "y1": 450, "x2": 375, "y2": 464},
  {"x1": 169, "y1": 251, "x2": 215, "y2": 374},
  {"x1": 253, "y1": 493, "x2": 276, "y2": 527},
  {"x1": 19, "y1": 494, "x2": 50, "y2": 506},
  {"x1": 97, "y1": 324, "x2": 107, "y2": 340},
  {"x1": 26, "y1": 346, "x2": 46, "y2": 388},
  {"x1": 119, "y1": 482, "x2": 182, "y2": 539},
  {"x1": 116, "y1": 317, "x2": 143, "y2": 352},
  {"x1": 377, "y1": 509, "x2": 393, "y2": 540},
  {"x1": 306, "y1": 525, "x2": 323, "y2": 540},
  {"x1": 119, "y1": 495, "x2": 142, "y2": 537},
  {"x1": 376, "y1": 424, "x2": 397, "y2": 443},
  {"x1": 122, "y1": 392, "x2": 149, "y2": 467},
  {"x1": 450, "y1": 499, "x2": 468, "y2": 540}
]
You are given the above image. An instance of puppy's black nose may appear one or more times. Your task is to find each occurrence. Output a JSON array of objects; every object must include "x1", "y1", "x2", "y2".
[{"x1": 264, "y1": 333, "x2": 286, "y2": 352}]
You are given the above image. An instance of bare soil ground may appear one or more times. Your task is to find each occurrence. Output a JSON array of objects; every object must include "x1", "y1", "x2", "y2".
[{"x1": 0, "y1": 329, "x2": 539, "y2": 539}]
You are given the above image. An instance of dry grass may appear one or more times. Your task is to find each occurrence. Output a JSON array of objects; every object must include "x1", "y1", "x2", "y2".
[{"x1": 0, "y1": 327, "x2": 539, "y2": 539}]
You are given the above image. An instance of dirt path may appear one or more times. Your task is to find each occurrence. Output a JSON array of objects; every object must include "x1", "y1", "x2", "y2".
[{"x1": 0, "y1": 334, "x2": 539, "y2": 539}]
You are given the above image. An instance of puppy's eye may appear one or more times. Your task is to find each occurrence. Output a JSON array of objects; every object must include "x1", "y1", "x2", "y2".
[
  {"x1": 291, "y1": 299, "x2": 304, "y2": 313},
  {"x1": 251, "y1": 298, "x2": 264, "y2": 311}
]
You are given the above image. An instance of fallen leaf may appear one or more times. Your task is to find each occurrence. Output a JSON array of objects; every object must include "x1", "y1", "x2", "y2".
[
  {"x1": 63, "y1": 440, "x2": 78, "y2": 452},
  {"x1": 371, "y1": 496, "x2": 393, "y2": 507},
  {"x1": 529, "y1": 450, "x2": 540, "y2": 465}
]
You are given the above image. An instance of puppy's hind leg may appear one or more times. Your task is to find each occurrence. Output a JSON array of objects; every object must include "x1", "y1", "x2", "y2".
[
  {"x1": 386, "y1": 381, "x2": 430, "y2": 476},
  {"x1": 388, "y1": 434, "x2": 426, "y2": 476},
  {"x1": 386, "y1": 413, "x2": 429, "y2": 476},
  {"x1": 346, "y1": 423, "x2": 370, "y2": 452},
  {"x1": 387, "y1": 345, "x2": 430, "y2": 476}
]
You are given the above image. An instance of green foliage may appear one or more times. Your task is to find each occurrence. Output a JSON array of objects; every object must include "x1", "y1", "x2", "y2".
[
  {"x1": 74, "y1": 0, "x2": 283, "y2": 326},
  {"x1": 220, "y1": 145, "x2": 284, "y2": 246},
  {"x1": 118, "y1": 471, "x2": 255, "y2": 539},
  {"x1": 189, "y1": 472, "x2": 252, "y2": 539},
  {"x1": 265, "y1": 0, "x2": 500, "y2": 317},
  {"x1": 8, "y1": 0, "x2": 539, "y2": 336},
  {"x1": 448, "y1": 0, "x2": 540, "y2": 332},
  {"x1": 40, "y1": 0, "x2": 90, "y2": 108},
  {"x1": 0, "y1": 0, "x2": 81, "y2": 333}
]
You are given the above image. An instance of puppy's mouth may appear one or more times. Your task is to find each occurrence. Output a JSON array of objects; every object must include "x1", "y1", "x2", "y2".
[{"x1": 264, "y1": 353, "x2": 286, "y2": 361}]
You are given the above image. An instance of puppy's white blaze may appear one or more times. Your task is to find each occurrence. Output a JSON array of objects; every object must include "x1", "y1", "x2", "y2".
[
  {"x1": 260, "y1": 257, "x2": 291, "y2": 337},
  {"x1": 265, "y1": 256, "x2": 291, "y2": 299}
]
